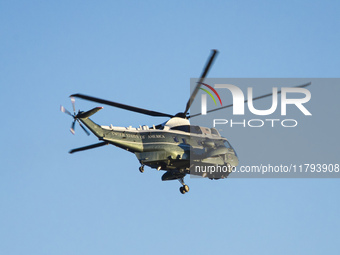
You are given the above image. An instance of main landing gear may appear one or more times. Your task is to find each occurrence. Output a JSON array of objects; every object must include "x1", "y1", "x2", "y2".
[
  {"x1": 139, "y1": 165, "x2": 144, "y2": 173},
  {"x1": 179, "y1": 178, "x2": 190, "y2": 194}
]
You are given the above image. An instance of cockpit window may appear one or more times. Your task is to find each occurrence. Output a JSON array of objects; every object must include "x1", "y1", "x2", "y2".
[
  {"x1": 224, "y1": 140, "x2": 231, "y2": 148},
  {"x1": 210, "y1": 128, "x2": 220, "y2": 136},
  {"x1": 190, "y1": 126, "x2": 203, "y2": 134}
]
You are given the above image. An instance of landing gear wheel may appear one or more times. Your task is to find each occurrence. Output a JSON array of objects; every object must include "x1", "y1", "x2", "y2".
[
  {"x1": 180, "y1": 186, "x2": 186, "y2": 194},
  {"x1": 183, "y1": 185, "x2": 189, "y2": 192},
  {"x1": 139, "y1": 165, "x2": 144, "y2": 173},
  {"x1": 178, "y1": 177, "x2": 189, "y2": 194}
]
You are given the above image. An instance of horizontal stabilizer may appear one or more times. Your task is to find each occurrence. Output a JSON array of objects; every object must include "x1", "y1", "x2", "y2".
[{"x1": 77, "y1": 107, "x2": 103, "y2": 119}]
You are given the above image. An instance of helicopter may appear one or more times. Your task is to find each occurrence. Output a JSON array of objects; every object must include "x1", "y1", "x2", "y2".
[{"x1": 61, "y1": 50, "x2": 310, "y2": 194}]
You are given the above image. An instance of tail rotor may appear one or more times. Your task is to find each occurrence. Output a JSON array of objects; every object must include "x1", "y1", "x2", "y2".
[{"x1": 60, "y1": 97, "x2": 90, "y2": 136}]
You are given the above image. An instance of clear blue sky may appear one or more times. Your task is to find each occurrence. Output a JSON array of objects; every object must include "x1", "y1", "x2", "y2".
[{"x1": 1, "y1": 1, "x2": 339, "y2": 254}]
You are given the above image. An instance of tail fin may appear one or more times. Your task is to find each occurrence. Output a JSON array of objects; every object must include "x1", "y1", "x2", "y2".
[{"x1": 77, "y1": 107, "x2": 104, "y2": 138}]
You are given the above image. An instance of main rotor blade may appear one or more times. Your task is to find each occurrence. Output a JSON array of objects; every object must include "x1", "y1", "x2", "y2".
[
  {"x1": 184, "y1": 50, "x2": 218, "y2": 115},
  {"x1": 69, "y1": 142, "x2": 109, "y2": 154},
  {"x1": 189, "y1": 82, "x2": 311, "y2": 118},
  {"x1": 71, "y1": 94, "x2": 173, "y2": 118}
]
